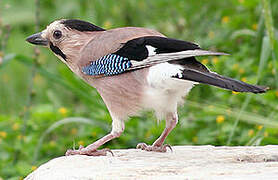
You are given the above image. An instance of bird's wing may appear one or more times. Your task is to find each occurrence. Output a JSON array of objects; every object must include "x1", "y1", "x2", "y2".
[
  {"x1": 82, "y1": 36, "x2": 226, "y2": 76},
  {"x1": 81, "y1": 35, "x2": 268, "y2": 93}
]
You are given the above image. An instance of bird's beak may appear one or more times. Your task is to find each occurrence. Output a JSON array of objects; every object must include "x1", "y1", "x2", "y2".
[{"x1": 26, "y1": 32, "x2": 48, "y2": 46}]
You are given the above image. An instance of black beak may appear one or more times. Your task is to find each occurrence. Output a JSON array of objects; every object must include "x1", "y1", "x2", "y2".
[{"x1": 26, "y1": 32, "x2": 48, "y2": 46}]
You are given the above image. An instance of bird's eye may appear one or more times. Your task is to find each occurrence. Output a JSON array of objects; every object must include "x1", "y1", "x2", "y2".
[{"x1": 53, "y1": 30, "x2": 62, "y2": 39}]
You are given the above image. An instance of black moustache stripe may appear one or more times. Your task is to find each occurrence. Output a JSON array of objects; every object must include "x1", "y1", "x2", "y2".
[{"x1": 50, "y1": 42, "x2": 67, "y2": 61}]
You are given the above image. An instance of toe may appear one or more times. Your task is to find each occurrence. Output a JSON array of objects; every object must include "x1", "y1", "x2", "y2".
[
  {"x1": 65, "y1": 149, "x2": 81, "y2": 156},
  {"x1": 92, "y1": 148, "x2": 113, "y2": 156},
  {"x1": 136, "y1": 143, "x2": 172, "y2": 153},
  {"x1": 83, "y1": 148, "x2": 113, "y2": 156},
  {"x1": 66, "y1": 147, "x2": 112, "y2": 156}
]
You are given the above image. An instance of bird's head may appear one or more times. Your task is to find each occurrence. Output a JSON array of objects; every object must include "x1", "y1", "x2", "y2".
[{"x1": 26, "y1": 19, "x2": 105, "y2": 65}]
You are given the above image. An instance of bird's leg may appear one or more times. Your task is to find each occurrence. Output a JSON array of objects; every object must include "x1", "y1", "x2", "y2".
[
  {"x1": 66, "y1": 119, "x2": 124, "y2": 156},
  {"x1": 137, "y1": 112, "x2": 178, "y2": 152}
]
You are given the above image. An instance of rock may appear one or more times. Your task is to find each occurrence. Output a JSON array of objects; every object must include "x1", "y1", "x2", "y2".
[{"x1": 25, "y1": 145, "x2": 278, "y2": 180}]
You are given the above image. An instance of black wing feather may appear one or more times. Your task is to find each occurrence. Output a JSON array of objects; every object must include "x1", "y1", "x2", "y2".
[
  {"x1": 115, "y1": 36, "x2": 201, "y2": 61},
  {"x1": 173, "y1": 68, "x2": 268, "y2": 93}
]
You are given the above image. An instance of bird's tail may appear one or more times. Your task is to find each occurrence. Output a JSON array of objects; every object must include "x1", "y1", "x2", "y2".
[{"x1": 173, "y1": 68, "x2": 268, "y2": 93}]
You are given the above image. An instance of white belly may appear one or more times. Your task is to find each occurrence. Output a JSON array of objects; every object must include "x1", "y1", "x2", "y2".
[{"x1": 142, "y1": 63, "x2": 196, "y2": 120}]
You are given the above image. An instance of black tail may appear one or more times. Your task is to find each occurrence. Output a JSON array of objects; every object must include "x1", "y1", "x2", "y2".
[{"x1": 174, "y1": 68, "x2": 268, "y2": 93}]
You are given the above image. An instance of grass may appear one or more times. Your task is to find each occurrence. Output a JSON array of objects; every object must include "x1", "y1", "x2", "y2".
[{"x1": 0, "y1": 0, "x2": 278, "y2": 179}]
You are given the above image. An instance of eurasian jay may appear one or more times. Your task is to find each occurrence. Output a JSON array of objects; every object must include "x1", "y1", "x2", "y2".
[{"x1": 26, "y1": 19, "x2": 268, "y2": 156}]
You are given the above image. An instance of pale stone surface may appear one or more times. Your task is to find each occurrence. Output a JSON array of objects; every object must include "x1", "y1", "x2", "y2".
[{"x1": 25, "y1": 145, "x2": 278, "y2": 180}]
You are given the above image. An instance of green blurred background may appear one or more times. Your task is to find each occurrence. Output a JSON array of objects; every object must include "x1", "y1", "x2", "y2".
[{"x1": 0, "y1": 0, "x2": 278, "y2": 179}]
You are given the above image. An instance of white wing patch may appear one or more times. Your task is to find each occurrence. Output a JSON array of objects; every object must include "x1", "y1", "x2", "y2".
[{"x1": 146, "y1": 45, "x2": 156, "y2": 56}]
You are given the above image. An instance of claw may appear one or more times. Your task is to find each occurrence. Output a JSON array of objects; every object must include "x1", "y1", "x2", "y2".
[
  {"x1": 136, "y1": 143, "x2": 147, "y2": 150},
  {"x1": 163, "y1": 144, "x2": 173, "y2": 152},
  {"x1": 79, "y1": 145, "x2": 84, "y2": 150}
]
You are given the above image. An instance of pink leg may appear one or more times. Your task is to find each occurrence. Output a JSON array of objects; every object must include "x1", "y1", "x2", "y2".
[
  {"x1": 66, "y1": 119, "x2": 124, "y2": 156},
  {"x1": 137, "y1": 112, "x2": 178, "y2": 152}
]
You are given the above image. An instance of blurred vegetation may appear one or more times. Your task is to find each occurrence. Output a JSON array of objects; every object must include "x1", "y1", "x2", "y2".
[{"x1": 0, "y1": 0, "x2": 278, "y2": 179}]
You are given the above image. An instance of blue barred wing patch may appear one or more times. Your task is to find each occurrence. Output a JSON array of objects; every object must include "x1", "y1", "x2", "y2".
[{"x1": 82, "y1": 54, "x2": 132, "y2": 76}]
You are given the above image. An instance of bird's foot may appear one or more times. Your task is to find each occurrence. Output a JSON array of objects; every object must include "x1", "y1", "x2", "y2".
[
  {"x1": 136, "y1": 143, "x2": 172, "y2": 152},
  {"x1": 65, "y1": 145, "x2": 113, "y2": 156}
]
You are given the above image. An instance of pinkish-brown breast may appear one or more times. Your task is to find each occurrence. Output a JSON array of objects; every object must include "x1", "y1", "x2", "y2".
[{"x1": 77, "y1": 27, "x2": 165, "y2": 120}]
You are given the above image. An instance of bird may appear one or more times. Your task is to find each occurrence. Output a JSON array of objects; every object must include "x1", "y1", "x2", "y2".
[{"x1": 26, "y1": 19, "x2": 268, "y2": 156}]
